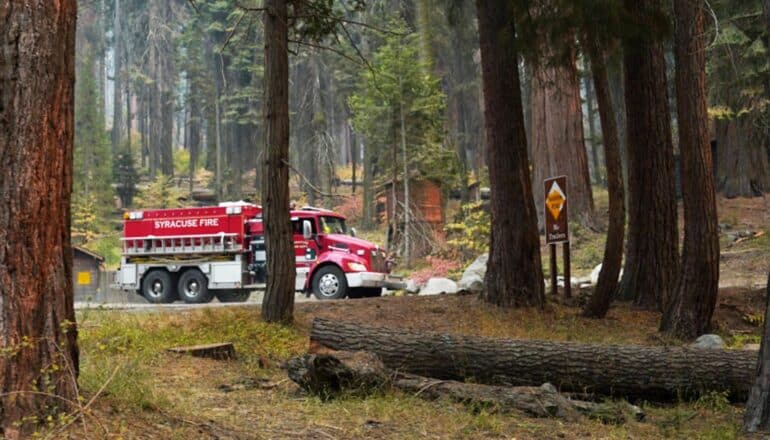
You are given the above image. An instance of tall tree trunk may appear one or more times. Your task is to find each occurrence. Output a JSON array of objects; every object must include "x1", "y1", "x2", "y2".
[
  {"x1": 362, "y1": 140, "x2": 374, "y2": 229},
  {"x1": 743, "y1": 272, "x2": 770, "y2": 432},
  {"x1": 583, "y1": 48, "x2": 625, "y2": 319},
  {"x1": 583, "y1": 73, "x2": 602, "y2": 185},
  {"x1": 660, "y1": 0, "x2": 719, "y2": 340},
  {"x1": 608, "y1": 59, "x2": 628, "y2": 196},
  {"x1": 716, "y1": 116, "x2": 770, "y2": 198},
  {"x1": 531, "y1": 51, "x2": 595, "y2": 228},
  {"x1": 111, "y1": 0, "x2": 123, "y2": 152},
  {"x1": 476, "y1": 0, "x2": 545, "y2": 308},
  {"x1": 261, "y1": 0, "x2": 295, "y2": 323},
  {"x1": 616, "y1": 0, "x2": 679, "y2": 310},
  {"x1": 148, "y1": 0, "x2": 174, "y2": 177},
  {"x1": 189, "y1": 90, "x2": 201, "y2": 199},
  {"x1": 0, "y1": 2, "x2": 79, "y2": 436}
]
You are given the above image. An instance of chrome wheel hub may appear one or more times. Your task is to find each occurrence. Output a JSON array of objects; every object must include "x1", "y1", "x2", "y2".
[
  {"x1": 319, "y1": 273, "x2": 340, "y2": 297},
  {"x1": 185, "y1": 280, "x2": 200, "y2": 297}
]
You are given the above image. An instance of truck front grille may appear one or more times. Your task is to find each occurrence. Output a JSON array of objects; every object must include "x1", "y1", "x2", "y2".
[{"x1": 371, "y1": 250, "x2": 387, "y2": 273}]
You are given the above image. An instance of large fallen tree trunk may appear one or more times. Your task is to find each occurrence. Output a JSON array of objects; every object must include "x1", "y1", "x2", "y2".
[
  {"x1": 287, "y1": 350, "x2": 641, "y2": 422},
  {"x1": 309, "y1": 318, "x2": 756, "y2": 401}
]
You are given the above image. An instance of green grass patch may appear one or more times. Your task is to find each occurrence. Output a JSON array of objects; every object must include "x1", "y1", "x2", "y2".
[{"x1": 76, "y1": 308, "x2": 306, "y2": 409}]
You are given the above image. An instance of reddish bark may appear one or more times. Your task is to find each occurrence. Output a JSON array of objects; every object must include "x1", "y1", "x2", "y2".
[
  {"x1": 531, "y1": 52, "x2": 595, "y2": 228},
  {"x1": 616, "y1": 0, "x2": 679, "y2": 309},
  {"x1": 476, "y1": 0, "x2": 545, "y2": 307},
  {"x1": 261, "y1": 0, "x2": 295, "y2": 323},
  {"x1": 660, "y1": 0, "x2": 720, "y2": 339},
  {"x1": 0, "y1": 1, "x2": 79, "y2": 436},
  {"x1": 583, "y1": 47, "x2": 625, "y2": 319}
]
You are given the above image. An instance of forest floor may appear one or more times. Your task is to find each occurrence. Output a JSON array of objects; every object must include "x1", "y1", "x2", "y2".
[{"x1": 44, "y1": 284, "x2": 764, "y2": 440}]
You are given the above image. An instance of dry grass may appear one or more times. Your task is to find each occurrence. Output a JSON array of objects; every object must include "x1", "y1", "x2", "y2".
[{"x1": 38, "y1": 293, "x2": 759, "y2": 439}]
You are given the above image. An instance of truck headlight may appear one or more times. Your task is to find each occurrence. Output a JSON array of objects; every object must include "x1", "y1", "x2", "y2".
[{"x1": 347, "y1": 262, "x2": 367, "y2": 272}]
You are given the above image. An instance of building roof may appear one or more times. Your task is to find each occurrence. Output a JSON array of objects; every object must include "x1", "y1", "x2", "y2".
[{"x1": 73, "y1": 246, "x2": 105, "y2": 263}]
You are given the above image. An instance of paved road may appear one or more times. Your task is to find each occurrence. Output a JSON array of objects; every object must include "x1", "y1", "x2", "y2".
[{"x1": 74, "y1": 291, "x2": 319, "y2": 312}]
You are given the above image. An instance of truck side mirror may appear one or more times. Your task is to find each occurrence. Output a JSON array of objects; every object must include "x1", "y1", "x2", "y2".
[
  {"x1": 302, "y1": 220, "x2": 313, "y2": 240},
  {"x1": 350, "y1": 227, "x2": 357, "y2": 238}
]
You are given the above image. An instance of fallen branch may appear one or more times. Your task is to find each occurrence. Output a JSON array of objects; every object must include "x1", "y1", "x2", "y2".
[{"x1": 286, "y1": 350, "x2": 641, "y2": 423}]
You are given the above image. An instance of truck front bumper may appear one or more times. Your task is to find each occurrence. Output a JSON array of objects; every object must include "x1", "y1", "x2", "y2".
[{"x1": 346, "y1": 272, "x2": 406, "y2": 290}]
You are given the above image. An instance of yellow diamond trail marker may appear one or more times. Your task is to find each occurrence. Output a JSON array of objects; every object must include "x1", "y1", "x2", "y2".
[
  {"x1": 546, "y1": 181, "x2": 566, "y2": 221},
  {"x1": 544, "y1": 175, "x2": 568, "y2": 245}
]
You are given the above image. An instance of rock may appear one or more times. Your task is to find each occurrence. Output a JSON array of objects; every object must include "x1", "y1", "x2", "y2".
[
  {"x1": 462, "y1": 254, "x2": 488, "y2": 280},
  {"x1": 589, "y1": 264, "x2": 624, "y2": 286},
  {"x1": 405, "y1": 279, "x2": 421, "y2": 294},
  {"x1": 690, "y1": 334, "x2": 725, "y2": 350},
  {"x1": 743, "y1": 343, "x2": 761, "y2": 351},
  {"x1": 458, "y1": 274, "x2": 484, "y2": 293},
  {"x1": 421, "y1": 278, "x2": 458, "y2": 295},
  {"x1": 590, "y1": 264, "x2": 602, "y2": 285}
]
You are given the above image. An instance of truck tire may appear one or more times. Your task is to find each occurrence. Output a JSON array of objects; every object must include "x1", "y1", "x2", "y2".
[
  {"x1": 177, "y1": 269, "x2": 213, "y2": 304},
  {"x1": 311, "y1": 266, "x2": 348, "y2": 300},
  {"x1": 142, "y1": 270, "x2": 177, "y2": 304},
  {"x1": 215, "y1": 289, "x2": 251, "y2": 303},
  {"x1": 350, "y1": 287, "x2": 382, "y2": 298}
]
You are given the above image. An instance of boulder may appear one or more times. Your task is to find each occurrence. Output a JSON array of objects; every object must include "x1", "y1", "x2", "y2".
[
  {"x1": 421, "y1": 278, "x2": 459, "y2": 295},
  {"x1": 690, "y1": 334, "x2": 725, "y2": 350},
  {"x1": 458, "y1": 274, "x2": 484, "y2": 293},
  {"x1": 405, "y1": 279, "x2": 421, "y2": 294},
  {"x1": 462, "y1": 254, "x2": 488, "y2": 280}
]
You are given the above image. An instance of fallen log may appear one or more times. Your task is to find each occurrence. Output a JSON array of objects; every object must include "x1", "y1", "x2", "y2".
[
  {"x1": 167, "y1": 342, "x2": 235, "y2": 360},
  {"x1": 309, "y1": 318, "x2": 756, "y2": 401},
  {"x1": 287, "y1": 350, "x2": 637, "y2": 421}
]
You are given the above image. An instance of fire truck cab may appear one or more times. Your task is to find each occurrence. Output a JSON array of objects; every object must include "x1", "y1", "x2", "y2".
[{"x1": 112, "y1": 202, "x2": 403, "y2": 303}]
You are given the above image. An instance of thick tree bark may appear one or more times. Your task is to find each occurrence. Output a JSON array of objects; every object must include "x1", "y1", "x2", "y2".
[
  {"x1": 616, "y1": 0, "x2": 679, "y2": 309},
  {"x1": 583, "y1": 48, "x2": 625, "y2": 319},
  {"x1": 716, "y1": 116, "x2": 770, "y2": 198},
  {"x1": 476, "y1": 0, "x2": 545, "y2": 308},
  {"x1": 531, "y1": 51, "x2": 595, "y2": 228},
  {"x1": 0, "y1": 2, "x2": 79, "y2": 437},
  {"x1": 743, "y1": 273, "x2": 770, "y2": 432},
  {"x1": 261, "y1": 0, "x2": 295, "y2": 323},
  {"x1": 659, "y1": 0, "x2": 720, "y2": 340},
  {"x1": 310, "y1": 318, "x2": 756, "y2": 401}
]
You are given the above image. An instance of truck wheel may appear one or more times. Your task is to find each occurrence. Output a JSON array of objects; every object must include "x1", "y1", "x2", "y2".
[
  {"x1": 177, "y1": 269, "x2": 213, "y2": 304},
  {"x1": 141, "y1": 270, "x2": 176, "y2": 304},
  {"x1": 215, "y1": 289, "x2": 251, "y2": 303},
  {"x1": 311, "y1": 266, "x2": 348, "y2": 300}
]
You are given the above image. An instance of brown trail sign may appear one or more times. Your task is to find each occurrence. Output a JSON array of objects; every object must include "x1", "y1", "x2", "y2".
[
  {"x1": 544, "y1": 176, "x2": 571, "y2": 297},
  {"x1": 545, "y1": 176, "x2": 569, "y2": 244}
]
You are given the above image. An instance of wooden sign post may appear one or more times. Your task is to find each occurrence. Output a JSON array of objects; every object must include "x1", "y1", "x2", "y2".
[{"x1": 544, "y1": 176, "x2": 570, "y2": 298}]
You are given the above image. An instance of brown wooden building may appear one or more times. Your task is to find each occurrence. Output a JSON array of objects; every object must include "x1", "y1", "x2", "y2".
[
  {"x1": 73, "y1": 246, "x2": 104, "y2": 302},
  {"x1": 378, "y1": 178, "x2": 445, "y2": 257}
]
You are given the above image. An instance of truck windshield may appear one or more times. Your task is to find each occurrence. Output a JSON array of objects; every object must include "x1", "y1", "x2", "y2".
[{"x1": 319, "y1": 216, "x2": 348, "y2": 235}]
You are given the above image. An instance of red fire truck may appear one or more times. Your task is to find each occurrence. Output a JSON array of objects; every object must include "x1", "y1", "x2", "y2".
[{"x1": 112, "y1": 202, "x2": 403, "y2": 303}]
